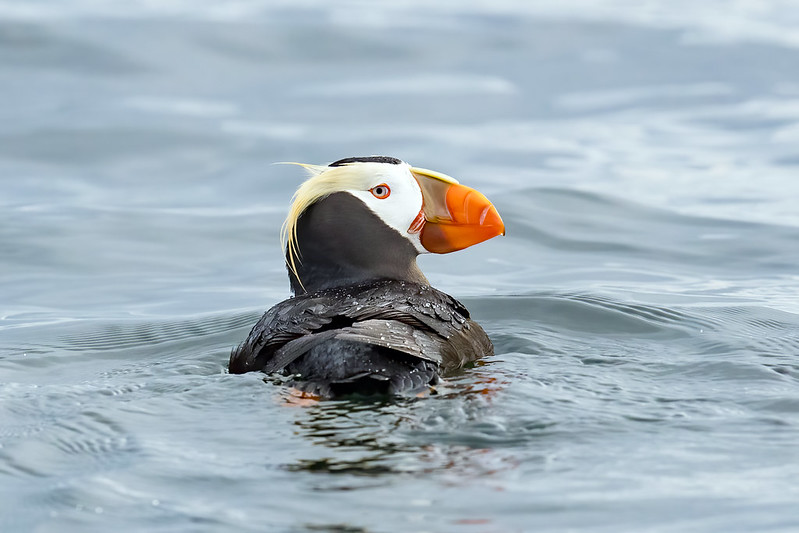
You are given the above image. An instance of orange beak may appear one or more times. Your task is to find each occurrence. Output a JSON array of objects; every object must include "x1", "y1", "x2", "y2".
[{"x1": 410, "y1": 167, "x2": 505, "y2": 254}]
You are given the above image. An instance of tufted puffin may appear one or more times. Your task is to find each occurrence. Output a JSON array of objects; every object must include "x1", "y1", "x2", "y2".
[{"x1": 229, "y1": 156, "x2": 504, "y2": 398}]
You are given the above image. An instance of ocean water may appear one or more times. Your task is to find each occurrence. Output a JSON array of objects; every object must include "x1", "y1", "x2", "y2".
[{"x1": 2, "y1": 1, "x2": 799, "y2": 531}]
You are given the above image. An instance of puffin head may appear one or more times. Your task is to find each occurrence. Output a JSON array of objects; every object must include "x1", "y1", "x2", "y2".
[{"x1": 282, "y1": 156, "x2": 505, "y2": 295}]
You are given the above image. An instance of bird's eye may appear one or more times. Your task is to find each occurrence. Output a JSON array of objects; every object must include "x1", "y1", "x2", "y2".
[{"x1": 370, "y1": 184, "x2": 391, "y2": 199}]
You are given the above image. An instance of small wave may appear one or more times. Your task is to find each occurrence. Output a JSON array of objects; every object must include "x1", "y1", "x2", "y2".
[
  {"x1": 469, "y1": 292, "x2": 712, "y2": 338},
  {"x1": 58, "y1": 312, "x2": 258, "y2": 353}
]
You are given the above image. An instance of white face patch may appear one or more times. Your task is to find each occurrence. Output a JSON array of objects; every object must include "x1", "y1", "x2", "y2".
[{"x1": 345, "y1": 163, "x2": 427, "y2": 254}]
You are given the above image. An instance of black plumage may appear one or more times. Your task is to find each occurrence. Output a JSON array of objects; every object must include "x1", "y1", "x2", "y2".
[
  {"x1": 329, "y1": 155, "x2": 402, "y2": 167},
  {"x1": 229, "y1": 279, "x2": 493, "y2": 397},
  {"x1": 286, "y1": 192, "x2": 428, "y2": 295}
]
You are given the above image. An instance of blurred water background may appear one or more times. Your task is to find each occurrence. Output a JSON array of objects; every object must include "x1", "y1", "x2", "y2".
[{"x1": 2, "y1": 1, "x2": 799, "y2": 531}]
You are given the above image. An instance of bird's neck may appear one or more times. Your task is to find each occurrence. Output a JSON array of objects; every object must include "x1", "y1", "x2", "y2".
[
  {"x1": 287, "y1": 192, "x2": 428, "y2": 296},
  {"x1": 288, "y1": 256, "x2": 428, "y2": 296}
]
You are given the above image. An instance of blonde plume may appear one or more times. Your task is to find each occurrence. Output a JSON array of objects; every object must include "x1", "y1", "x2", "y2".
[{"x1": 279, "y1": 162, "x2": 381, "y2": 288}]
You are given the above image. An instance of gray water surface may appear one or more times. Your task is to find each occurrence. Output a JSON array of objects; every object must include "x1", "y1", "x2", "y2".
[{"x1": 2, "y1": 2, "x2": 799, "y2": 532}]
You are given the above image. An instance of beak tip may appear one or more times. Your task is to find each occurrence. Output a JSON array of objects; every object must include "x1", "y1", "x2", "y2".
[{"x1": 485, "y1": 205, "x2": 505, "y2": 238}]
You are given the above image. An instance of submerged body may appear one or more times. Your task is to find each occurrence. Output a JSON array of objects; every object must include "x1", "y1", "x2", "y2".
[
  {"x1": 229, "y1": 156, "x2": 503, "y2": 398},
  {"x1": 229, "y1": 279, "x2": 492, "y2": 397}
]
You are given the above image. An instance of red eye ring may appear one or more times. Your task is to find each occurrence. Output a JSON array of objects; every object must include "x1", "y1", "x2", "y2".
[{"x1": 370, "y1": 183, "x2": 391, "y2": 199}]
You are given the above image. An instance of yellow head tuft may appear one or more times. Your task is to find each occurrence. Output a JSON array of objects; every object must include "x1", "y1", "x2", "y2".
[{"x1": 279, "y1": 162, "x2": 385, "y2": 287}]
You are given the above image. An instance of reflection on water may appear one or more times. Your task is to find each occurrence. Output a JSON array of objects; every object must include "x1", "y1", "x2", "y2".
[
  {"x1": 3, "y1": 1, "x2": 799, "y2": 532},
  {"x1": 285, "y1": 368, "x2": 512, "y2": 479}
]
